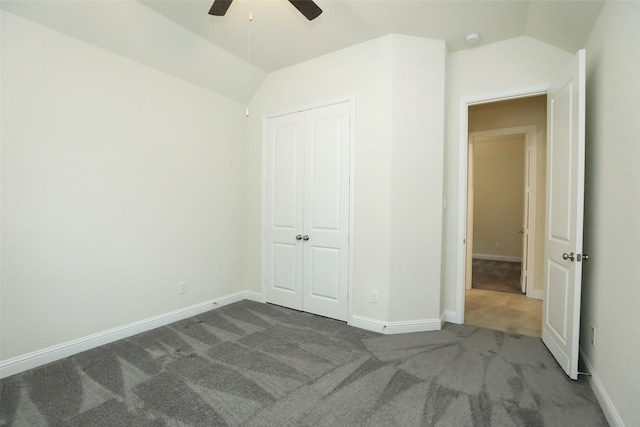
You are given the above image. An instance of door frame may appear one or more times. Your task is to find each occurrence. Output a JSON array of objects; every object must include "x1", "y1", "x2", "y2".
[
  {"x1": 455, "y1": 85, "x2": 548, "y2": 324},
  {"x1": 466, "y1": 126, "x2": 538, "y2": 297},
  {"x1": 260, "y1": 96, "x2": 356, "y2": 322}
]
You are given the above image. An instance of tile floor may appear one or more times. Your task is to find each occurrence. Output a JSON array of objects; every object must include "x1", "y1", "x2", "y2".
[{"x1": 464, "y1": 288, "x2": 542, "y2": 338}]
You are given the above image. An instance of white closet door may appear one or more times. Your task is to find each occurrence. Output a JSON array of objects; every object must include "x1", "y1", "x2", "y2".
[
  {"x1": 264, "y1": 112, "x2": 305, "y2": 311},
  {"x1": 264, "y1": 102, "x2": 351, "y2": 321},
  {"x1": 302, "y1": 102, "x2": 350, "y2": 321}
]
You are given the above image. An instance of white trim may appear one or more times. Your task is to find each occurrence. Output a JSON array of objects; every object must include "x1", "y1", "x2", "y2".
[
  {"x1": 349, "y1": 315, "x2": 387, "y2": 334},
  {"x1": 527, "y1": 288, "x2": 544, "y2": 301},
  {"x1": 523, "y1": 127, "x2": 538, "y2": 296},
  {"x1": 264, "y1": 96, "x2": 355, "y2": 121},
  {"x1": 472, "y1": 253, "x2": 523, "y2": 263},
  {"x1": 260, "y1": 113, "x2": 268, "y2": 305},
  {"x1": 349, "y1": 315, "x2": 443, "y2": 335},
  {"x1": 347, "y1": 96, "x2": 356, "y2": 326},
  {"x1": 444, "y1": 310, "x2": 458, "y2": 324},
  {"x1": 465, "y1": 140, "x2": 475, "y2": 290},
  {"x1": 244, "y1": 291, "x2": 263, "y2": 302},
  {"x1": 580, "y1": 350, "x2": 626, "y2": 427},
  {"x1": 456, "y1": 85, "x2": 549, "y2": 326},
  {"x1": 0, "y1": 291, "x2": 253, "y2": 379},
  {"x1": 385, "y1": 319, "x2": 443, "y2": 335},
  {"x1": 455, "y1": 95, "x2": 470, "y2": 324}
]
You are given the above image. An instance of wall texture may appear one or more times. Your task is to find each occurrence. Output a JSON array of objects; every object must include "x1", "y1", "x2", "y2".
[
  {"x1": 582, "y1": 2, "x2": 640, "y2": 425},
  {"x1": 1, "y1": 12, "x2": 247, "y2": 360}
]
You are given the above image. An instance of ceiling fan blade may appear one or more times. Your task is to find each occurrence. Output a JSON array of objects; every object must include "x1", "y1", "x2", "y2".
[
  {"x1": 209, "y1": 0, "x2": 233, "y2": 16},
  {"x1": 288, "y1": 0, "x2": 322, "y2": 21}
]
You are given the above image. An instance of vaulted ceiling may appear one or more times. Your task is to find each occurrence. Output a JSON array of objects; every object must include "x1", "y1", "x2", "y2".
[
  {"x1": 2, "y1": 0, "x2": 604, "y2": 102},
  {"x1": 141, "y1": 0, "x2": 604, "y2": 71}
]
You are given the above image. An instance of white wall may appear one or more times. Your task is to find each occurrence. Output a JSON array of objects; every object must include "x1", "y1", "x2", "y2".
[
  {"x1": 0, "y1": 1, "x2": 266, "y2": 104},
  {"x1": 581, "y1": 2, "x2": 640, "y2": 425},
  {"x1": 246, "y1": 34, "x2": 445, "y2": 325},
  {"x1": 442, "y1": 36, "x2": 572, "y2": 318},
  {"x1": 389, "y1": 36, "x2": 445, "y2": 322},
  {"x1": 1, "y1": 12, "x2": 247, "y2": 360}
]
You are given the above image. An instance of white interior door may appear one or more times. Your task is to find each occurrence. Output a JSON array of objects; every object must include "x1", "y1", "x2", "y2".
[
  {"x1": 264, "y1": 112, "x2": 305, "y2": 310},
  {"x1": 302, "y1": 102, "x2": 350, "y2": 321},
  {"x1": 542, "y1": 49, "x2": 586, "y2": 380},
  {"x1": 265, "y1": 102, "x2": 351, "y2": 321}
]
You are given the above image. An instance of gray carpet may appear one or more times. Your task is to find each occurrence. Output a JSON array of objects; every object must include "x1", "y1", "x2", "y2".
[
  {"x1": 472, "y1": 259, "x2": 523, "y2": 294},
  {"x1": 1, "y1": 300, "x2": 607, "y2": 426}
]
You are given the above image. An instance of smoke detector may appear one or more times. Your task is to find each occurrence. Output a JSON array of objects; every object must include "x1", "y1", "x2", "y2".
[{"x1": 465, "y1": 33, "x2": 481, "y2": 46}]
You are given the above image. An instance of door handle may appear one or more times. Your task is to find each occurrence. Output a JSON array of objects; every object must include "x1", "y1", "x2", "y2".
[
  {"x1": 577, "y1": 253, "x2": 590, "y2": 262},
  {"x1": 303, "y1": 235, "x2": 309, "y2": 241},
  {"x1": 562, "y1": 252, "x2": 575, "y2": 262},
  {"x1": 296, "y1": 234, "x2": 303, "y2": 241}
]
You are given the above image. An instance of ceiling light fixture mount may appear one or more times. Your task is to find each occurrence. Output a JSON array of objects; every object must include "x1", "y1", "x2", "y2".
[{"x1": 465, "y1": 33, "x2": 481, "y2": 46}]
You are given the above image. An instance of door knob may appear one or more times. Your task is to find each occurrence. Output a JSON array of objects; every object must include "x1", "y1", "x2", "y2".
[
  {"x1": 562, "y1": 252, "x2": 575, "y2": 262},
  {"x1": 296, "y1": 234, "x2": 302, "y2": 241},
  {"x1": 303, "y1": 235, "x2": 309, "y2": 241}
]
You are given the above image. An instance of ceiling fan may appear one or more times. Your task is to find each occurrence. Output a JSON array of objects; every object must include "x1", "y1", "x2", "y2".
[{"x1": 208, "y1": 0, "x2": 323, "y2": 21}]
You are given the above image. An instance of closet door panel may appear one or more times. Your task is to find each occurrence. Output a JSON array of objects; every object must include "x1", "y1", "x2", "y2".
[
  {"x1": 303, "y1": 102, "x2": 350, "y2": 321},
  {"x1": 264, "y1": 112, "x2": 305, "y2": 310}
]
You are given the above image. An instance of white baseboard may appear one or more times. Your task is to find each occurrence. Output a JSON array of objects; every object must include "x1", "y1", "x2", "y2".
[
  {"x1": 349, "y1": 315, "x2": 443, "y2": 335},
  {"x1": 349, "y1": 315, "x2": 387, "y2": 334},
  {"x1": 0, "y1": 291, "x2": 257, "y2": 379},
  {"x1": 527, "y1": 289, "x2": 544, "y2": 300},
  {"x1": 385, "y1": 318, "x2": 443, "y2": 334},
  {"x1": 473, "y1": 253, "x2": 522, "y2": 263},
  {"x1": 580, "y1": 349, "x2": 625, "y2": 427},
  {"x1": 444, "y1": 310, "x2": 460, "y2": 324},
  {"x1": 244, "y1": 290, "x2": 263, "y2": 303}
]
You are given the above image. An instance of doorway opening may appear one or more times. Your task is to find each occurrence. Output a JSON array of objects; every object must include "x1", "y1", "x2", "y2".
[{"x1": 461, "y1": 95, "x2": 546, "y2": 337}]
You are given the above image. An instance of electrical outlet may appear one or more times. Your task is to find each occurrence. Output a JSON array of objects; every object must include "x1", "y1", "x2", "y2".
[
  {"x1": 590, "y1": 326, "x2": 596, "y2": 346},
  {"x1": 179, "y1": 281, "x2": 187, "y2": 295},
  {"x1": 494, "y1": 243, "x2": 501, "y2": 250},
  {"x1": 370, "y1": 290, "x2": 379, "y2": 304}
]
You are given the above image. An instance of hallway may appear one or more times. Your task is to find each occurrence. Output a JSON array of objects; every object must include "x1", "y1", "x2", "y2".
[{"x1": 465, "y1": 288, "x2": 542, "y2": 337}]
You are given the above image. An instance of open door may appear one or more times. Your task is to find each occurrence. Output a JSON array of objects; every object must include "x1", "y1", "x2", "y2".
[{"x1": 542, "y1": 49, "x2": 586, "y2": 380}]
